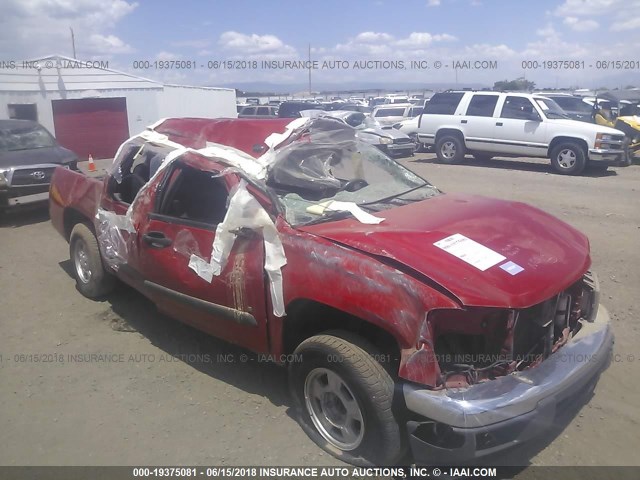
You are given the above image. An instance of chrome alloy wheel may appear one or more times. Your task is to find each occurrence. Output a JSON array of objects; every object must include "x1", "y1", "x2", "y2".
[
  {"x1": 74, "y1": 240, "x2": 92, "y2": 283},
  {"x1": 441, "y1": 140, "x2": 457, "y2": 159},
  {"x1": 303, "y1": 367, "x2": 365, "y2": 451},
  {"x1": 556, "y1": 148, "x2": 577, "y2": 169}
]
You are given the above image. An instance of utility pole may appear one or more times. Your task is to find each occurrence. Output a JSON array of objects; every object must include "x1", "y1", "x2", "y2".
[{"x1": 70, "y1": 27, "x2": 77, "y2": 59}]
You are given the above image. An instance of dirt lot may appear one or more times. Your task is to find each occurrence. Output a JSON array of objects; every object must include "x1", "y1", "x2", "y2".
[{"x1": 1, "y1": 155, "x2": 639, "y2": 469}]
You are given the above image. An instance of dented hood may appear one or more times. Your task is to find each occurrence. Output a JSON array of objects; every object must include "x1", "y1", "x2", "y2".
[{"x1": 299, "y1": 193, "x2": 590, "y2": 309}]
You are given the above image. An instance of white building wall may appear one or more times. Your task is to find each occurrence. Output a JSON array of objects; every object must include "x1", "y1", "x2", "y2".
[
  {"x1": 157, "y1": 85, "x2": 237, "y2": 120},
  {"x1": 1, "y1": 56, "x2": 237, "y2": 139}
]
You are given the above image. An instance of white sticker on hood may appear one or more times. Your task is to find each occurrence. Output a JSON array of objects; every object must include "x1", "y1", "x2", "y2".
[
  {"x1": 500, "y1": 261, "x2": 524, "y2": 275},
  {"x1": 434, "y1": 234, "x2": 506, "y2": 271}
]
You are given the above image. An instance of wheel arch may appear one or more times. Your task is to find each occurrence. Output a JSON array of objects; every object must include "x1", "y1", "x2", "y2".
[
  {"x1": 63, "y1": 207, "x2": 94, "y2": 241},
  {"x1": 282, "y1": 298, "x2": 402, "y2": 371},
  {"x1": 435, "y1": 128, "x2": 465, "y2": 145},
  {"x1": 548, "y1": 136, "x2": 589, "y2": 158}
]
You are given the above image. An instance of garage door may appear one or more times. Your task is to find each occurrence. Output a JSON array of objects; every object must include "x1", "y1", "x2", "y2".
[{"x1": 52, "y1": 98, "x2": 129, "y2": 159}]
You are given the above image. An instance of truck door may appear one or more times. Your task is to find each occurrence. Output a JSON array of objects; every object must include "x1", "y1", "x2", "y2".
[
  {"x1": 461, "y1": 93, "x2": 501, "y2": 153},
  {"x1": 494, "y1": 95, "x2": 548, "y2": 157},
  {"x1": 136, "y1": 155, "x2": 271, "y2": 353}
]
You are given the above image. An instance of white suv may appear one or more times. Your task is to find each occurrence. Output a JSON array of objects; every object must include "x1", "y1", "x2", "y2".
[
  {"x1": 372, "y1": 104, "x2": 423, "y2": 127},
  {"x1": 398, "y1": 91, "x2": 628, "y2": 175}
]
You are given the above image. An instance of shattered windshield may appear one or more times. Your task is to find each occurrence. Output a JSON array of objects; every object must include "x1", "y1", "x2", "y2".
[
  {"x1": 266, "y1": 117, "x2": 439, "y2": 225},
  {"x1": 0, "y1": 124, "x2": 56, "y2": 152}
]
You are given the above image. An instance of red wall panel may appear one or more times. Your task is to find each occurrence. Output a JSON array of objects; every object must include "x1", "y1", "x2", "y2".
[{"x1": 52, "y1": 97, "x2": 130, "y2": 159}]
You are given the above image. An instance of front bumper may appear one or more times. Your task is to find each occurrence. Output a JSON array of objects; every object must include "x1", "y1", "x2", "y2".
[
  {"x1": 403, "y1": 303, "x2": 613, "y2": 463},
  {"x1": 0, "y1": 163, "x2": 66, "y2": 210},
  {"x1": 380, "y1": 143, "x2": 416, "y2": 156},
  {"x1": 588, "y1": 148, "x2": 628, "y2": 166}
]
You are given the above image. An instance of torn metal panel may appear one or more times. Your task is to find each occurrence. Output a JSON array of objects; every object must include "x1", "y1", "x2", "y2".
[
  {"x1": 201, "y1": 142, "x2": 267, "y2": 179},
  {"x1": 306, "y1": 200, "x2": 384, "y2": 224},
  {"x1": 263, "y1": 117, "x2": 310, "y2": 151}
]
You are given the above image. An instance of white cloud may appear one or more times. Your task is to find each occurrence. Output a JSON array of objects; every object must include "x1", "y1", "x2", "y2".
[
  {"x1": 84, "y1": 34, "x2": 133, "y2": 55},
  {"x1": 462, "y1": 43, "x2": 516, "y2": 58},
  {"x1": 218, "y1": 31, "x2": 297, "y2": 59},
  {"x1": 0, "y1": 0, "x2": 137, "y2": 59},
  {"x1": 395, "y1": 32, "x2": 457, "y2": 48},
  {"x1": 610, "y1": 16, "x2": 640, "y2": 31},
  {"x1": 427, "y1": 0, "x2": 441, "y2": 6},
  {"x1": 555, "y1": 0, "x2": 619, "y2": 17},
  {"x1": 171, "y1": 39, "x2": 211, "y2": 49},
  {"x1": 563, "y1": 17, "x2": 599, "y2": 31},
  {"x1": 353, "y1": 32, "x2": 394, "y2": 43},
  {"x1": 536, "y1": 24, "x2": 559, "y2": 38},
  {"x1": 155, "y1": 51, "x2": 182, "y2": 61},
  {"x1": 554, "y1": 0, "x2": 640, "y2": 32},
  {"x1": 334, "y1": 30, "x2": 456, "y2": 56}
]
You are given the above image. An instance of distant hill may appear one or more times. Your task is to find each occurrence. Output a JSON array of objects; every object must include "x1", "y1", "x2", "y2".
[{"x1": 220, "y1": 81, "x2": 487, "y2": 95}]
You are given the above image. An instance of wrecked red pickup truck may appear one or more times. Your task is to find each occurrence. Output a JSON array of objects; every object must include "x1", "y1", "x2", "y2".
[{"x1": 50, "y1": 117, "x2": 613, "y2": 465}]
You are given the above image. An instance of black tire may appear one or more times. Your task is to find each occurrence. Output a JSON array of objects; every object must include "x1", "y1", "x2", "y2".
[
  {"x1": 472, "y1": 152, "x2": 493, "y2": 162},
  {"x1": 69, "y1": 223, "x2": 115, "y2": 298},
  {"x1": 435, "y1": 134, "x2": 465, "y2": 164},
  {"x1": 550, "y1": 141, "x2": 587, "y2": 175},
  {"x1": 289, "y1": 332, "x2": 403, "y2": 466}
]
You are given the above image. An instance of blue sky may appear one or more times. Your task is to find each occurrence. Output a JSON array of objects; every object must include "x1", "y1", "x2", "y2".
[{"x1": 2, "y1": 0, "x2": 640, "y2": 89}]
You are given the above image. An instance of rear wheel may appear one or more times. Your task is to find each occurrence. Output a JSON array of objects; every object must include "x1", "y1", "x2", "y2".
[
  {"x1": 550, "y1": 141, "x2": 587, "y2": 175},
  {"x1": 70, "y1": 223, "x2": 115, "y2": 298},
  {"x1": 435, "y1": 134, "x2": 465, "y2": 164},
  {"x1": 289, "y1": 332, "x2": 403, "y2": 466}
]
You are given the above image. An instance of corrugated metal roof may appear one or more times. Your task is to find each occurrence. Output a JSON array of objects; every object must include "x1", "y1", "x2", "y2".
[
  {"x1": 164, "y1": 83, "x2": 235, "y2": 92},
  {"x1": 1, "y1": 54, "x2": 160, "y2": 92}
]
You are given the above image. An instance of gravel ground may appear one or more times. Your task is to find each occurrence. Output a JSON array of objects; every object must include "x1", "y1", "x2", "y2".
[{"x1": 0, "y1": 155, "x2": 638, "y2": 470}]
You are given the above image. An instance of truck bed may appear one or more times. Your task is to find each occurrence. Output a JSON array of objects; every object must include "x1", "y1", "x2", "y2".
[{"x1": 49, "y1": 166, "x2": 104, "y2": 241}]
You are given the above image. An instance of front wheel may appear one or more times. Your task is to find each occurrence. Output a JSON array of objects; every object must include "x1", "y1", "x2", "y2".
[
  {"x1": 289, "y1": 332, "x2": 403, "y2": 466},
  {"x1": 435, "y1": 135, "x2": 465, "y2": 164},
  {"x1": 70, "y1": 223, "x2": 116, "y2": 298},
  {"x1": 550, "y1": 142, "x2": 587, "y2": 175}
]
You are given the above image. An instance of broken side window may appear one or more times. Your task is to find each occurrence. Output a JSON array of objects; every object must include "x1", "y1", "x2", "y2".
[
  {"x1": 108, "y1": 140, "x2": 174, "y2": 204},
  {"x1": 155, "y1": 161, "x2": 230, "y2": 226}
]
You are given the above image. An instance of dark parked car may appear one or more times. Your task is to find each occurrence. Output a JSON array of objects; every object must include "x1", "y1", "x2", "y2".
[
  {"x1": 0, "y1": 119, "x2": 78, "y2": 211},
  {"x1": 325, "y1": 102, "x2": 372, "y2": 114},
  {"x1": 540, "y1": 94, "x2": 595, "y2": 122},
  {"x1": 238, "y1": 105, "x2": 279, "y2": 118},
  {"x1": 278, "y1": 101, "x2": 325, "y2": 118}
]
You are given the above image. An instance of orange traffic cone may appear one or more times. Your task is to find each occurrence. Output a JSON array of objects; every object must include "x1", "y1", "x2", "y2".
[{"x1": 88, "y1": 154, "x2": 96, "y2": 172}]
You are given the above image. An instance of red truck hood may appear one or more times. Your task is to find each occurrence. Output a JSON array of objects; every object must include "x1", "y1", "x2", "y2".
[{"x1": 299, "y1": 193, "x2": 590, "y2": 308}]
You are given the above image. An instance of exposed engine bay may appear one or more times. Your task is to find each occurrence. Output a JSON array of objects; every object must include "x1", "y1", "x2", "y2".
[{"x1": 431, "y1": 272, "x2": 599, "y2": 389}]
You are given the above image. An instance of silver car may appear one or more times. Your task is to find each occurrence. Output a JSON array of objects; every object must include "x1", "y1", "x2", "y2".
[{"x1": 301, "y1": 110, "x2": 416, "y2": 157}]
